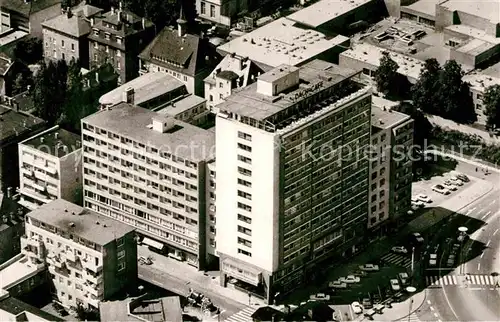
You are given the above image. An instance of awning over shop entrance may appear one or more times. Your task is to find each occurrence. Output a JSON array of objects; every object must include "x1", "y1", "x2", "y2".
[
  {"x1": 142, "y1": 237, "x2": 164, "y2": 250},
  {"x1": 222, "y1": 258, "x2": 261, "y2": 286}
]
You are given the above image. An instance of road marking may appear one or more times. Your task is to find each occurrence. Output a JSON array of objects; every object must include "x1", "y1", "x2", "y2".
[
  {"x1": 481, "y1": 252, "x2": 485, "y2": 258},
  {"x1": 494, "y1": 229, "x2": 499, "y2": 236},
  {"x1": 220, "y1": 310, "x2": 226, "y2": 314},
  {"x1": 466, "y1": 209, "x2": 473, "y2": 215},
  {"x1": 434, "y1": 312, "x2": 439, "y2": 318},
  {"x1": 477, "y1": 263, "x2": 481, "y2": 271},
  {"x1": 486, "y1": 240, "x2": 491, "y2": 247},
  {"x1": 481, "y1": 211, "x2": 492, "y2": 220},
  {"x1": 430, "y1": 306, "x2": 435, "y2": 311},
  {"x1": 452, "y1": 275, "x2": 457, "y2": 284},
  {"x1": 488, "y1": 200, "x2": 497, "y2": 206}
]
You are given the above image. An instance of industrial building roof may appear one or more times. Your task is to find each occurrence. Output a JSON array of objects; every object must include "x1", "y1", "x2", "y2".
[
  {"x1": 27, "y1": 199, "x2": 135, "y2": 246},
  {"x1": 217, "y1": 17, "x2": 349, "y2": 69},
  {"x1": 83, "y1": 103, "x2": 215, "y2": 161},
  {"x1": 371, "y1": 105, "x2": 411, "y2": 130},
  {"x1": 340, "y1": 43, "x2": 425, "y2": 80},
  {"x1": 440, "y1": 0, "x2": 500, "y2": 23},
  {"x1": 22, "y1": 126, "x2": 80, "y2": 158},
  {"x1": 99, "y1": 72, "x2": 185, "y2": 106},
  {"x1": 287, "y1": 0, "x2": 374, "y2": 28},
  {"x1": 403, "y1": 0, "x2": 440, "y2": 17}
]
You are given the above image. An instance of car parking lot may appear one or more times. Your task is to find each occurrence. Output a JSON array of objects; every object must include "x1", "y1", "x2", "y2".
[{"x1": 412, "y1": 171, "x2": 471, "y2": 209}]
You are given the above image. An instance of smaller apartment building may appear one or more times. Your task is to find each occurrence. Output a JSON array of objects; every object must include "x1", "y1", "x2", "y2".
[
  {"x1": 463, "y1": 73, "x2": 500, "y2": 125},
  {"x1": 21, "y1": 199, "x2": 137, "y2": 310},
  {"x1": 18, "y1": 126, "x2": 82, "y2": 210},
  {"x1": 81, "y1": 104, "x2": 216, "y2": 269},
  {"x1": 196, "y1": 0, "x2": 249, "y2": 27},
  {"x1": 368, "y1": 106, "x2": 413, "y2": 234}
]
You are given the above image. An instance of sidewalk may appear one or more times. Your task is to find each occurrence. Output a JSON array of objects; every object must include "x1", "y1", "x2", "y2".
[
  {"x1": 429, "y1": 150, "x2": 500, "y2": 173},
  {"x1": 427, "y1": 115, "x2": 500, "y2": 146},
  {"x1": 353, "y1": 290, "x2": 426, "y2": 321}
]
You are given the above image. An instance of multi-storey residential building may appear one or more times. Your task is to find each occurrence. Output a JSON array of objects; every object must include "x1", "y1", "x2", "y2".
[
  {"x1": 139, "y1": 12, "x2": 220, "y2": 96},
  {"x1": 204, "y1": 54, "x2": 263, "y2": 111},
  {"x1": 42, "y1": 5, "x2": 103, "y2": 69},
  {"x1": 0, "y1": 101, "x2": 46, "y2": 193},
  {"x1": 463, "y1": 73, "x2": 500, "y2": 125},
  {"x1": 196, "y1": 0, "x2": 249, "y2": 27},
  {"x1": 215, "y1": 60, "x2": 372, "y2": 302},
  {"x1": 0, "y1": 190, "x2": 25, "y2": 264},
  {"x1": 81, "y1": 102, "x2": 216, "y2": 269},
  {"x1": 18, "y1": 126, "x2": 82, "y2": 210},
  {"x1": 0, "y1": 0, "x2": 61, "y2": 38},
  {"x1": 21, "y1": 199, "x2": 137, "y2": 310},
  {"x1": 88, "y1": 4, "x2": 155, "y2": 84},
  {"x1": 368, "y1": 106, "x2": 413, "y2": 235}
]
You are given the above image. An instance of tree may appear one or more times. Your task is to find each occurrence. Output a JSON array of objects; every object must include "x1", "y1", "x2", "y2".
[
  {"x1": 483, "y1": 84, "x2": 500, "y2": 130},
  {"x1": 411, "y1": 58, "x2": 441, "y2": 113},
  {"x1": 394, "y1": 101, "x2": 432, "y2": 148},
  {"x1": 374, "y1": 51, "x2": 400, "y2": 98},
  {"x1": 13, "y1": 37, "x2": 43, "y2": 64}
]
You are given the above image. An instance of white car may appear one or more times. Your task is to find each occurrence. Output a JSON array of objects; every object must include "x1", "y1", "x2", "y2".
[
  {"x1": 351, "y1": 301, "x2": 363, "y2": 314},
  {"x1": 449, "y1": 177, "x2": 464, "y2": 186},
  {"x1": 412, "y1": 200, "x2": 425, "y2": 207},
  {"x1": 390, "y1": 279, "x2": 401, "y2": 291},
  {"x1": 310, "y1": 293, "x2": 330, "y2": 301},
  {"x1": 412, "y1": 232, "x2": 425, "y2": 243},
  {"x1": 429, "y1": 254, "x2": 437, "y2": 266},
  {"x1": 391, "y1": 246, "x2": 408, "y2": 254},
  {"x1": 329, "y1": 280, "x2": 347, "y2": 289},
  {"x1": 398, "y1": 272, "x2": 409, "y2": 286},
  {"x1": 339, "y1": 275, "x2": 361, "y2": 284},
  {"x1": 432, "y1": 184, "x2": 450, "y2": 195},
  {"x1": 442, "y1": 181, "x2": 458, "y2": 190},
  {"x1": 416, "y1": 194, "x2": 432, "y2": 203},
  {"x1": 359, "y1": 264, "x2": 380, "y2": 272}
]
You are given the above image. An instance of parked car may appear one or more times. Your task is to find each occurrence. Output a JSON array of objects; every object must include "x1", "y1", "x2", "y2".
[
  {"x1": 452, "y1": 172, "x2": 469, "y2": 182},
  {"x1": 329, "y1": 280, "x2": 348, "y2": 289},
  {"x1": 447, "y1": 255, "x2": 456, "y2": 267},
  {"x1": 449, "y1": 176, "x2": 464, "y2": 186},
  {"x1": 442, "y1": 181, "x2": 458, "y2": 190},
  {"x1": 362, "y1": 298, "x2": 373, "y2": 309},
  {"x1": 429, "y1": 254, "x2": 438, "y2": 266},
  {"x1": 412, "y1": 200, "x2": 425, "y2": 207},
  {"x1": 416, "y1": 194, "x2": 432, "y2": 203},
  {"x1": 339, "y1": 275, "x2": 361, "y2": 284},
  {"x1": 351, "y1": 301, "x2": 363, "y2": 314},
  {"x1": 432, "y1": 184, "x2": 450, "y2": 194},
  {"x1": 359, "y1": 264, "x2": 380, "y2": 272},
  {"x1": 310, "y1": 293, "x2": 330, "y2": 301},
  {"x1": 412, "y1": 232, "x2": 425, "y2": 243},
  {"x1": 391, "y1": 246, "x2": 408, "y2": 254},
  {"x1": 398, "y1": 272, "x2": 409, "y2": 286},
  {"x1": 390, "y1": 279, "x2": 401, "y2": 291}
]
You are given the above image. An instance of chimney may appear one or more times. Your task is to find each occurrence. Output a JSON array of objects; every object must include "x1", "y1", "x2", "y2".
[
  {"x1": 14, "y1": 102, "x2": 19, "y2": 112},
  {"x1": 66, "y1": 7, "x2": 72, "y2": 18},
  {"x1": 2, "y1": 216, "x2": 7, "y2": 224},
  {"x1": 111, "y1": 7, "x2": 115, "y2": 14},
  {"x1": 177, "y1": 5, "x2": 187, "y2": 37},
  {"x1": 122, "y1": 87, "x2": 135, "y2": 104},
  {"x1": 54, "y1": 132, "x2": 59, "y2": 139},
  {"x1": 6, "y1": 187, "x2": 13, "y2": 198},
  {"x1": 90, "y1": 17, "x2": 95, "y2": 26},
  {"x1": 40, "y1": 137, "x2": 44, "y2": 143}
]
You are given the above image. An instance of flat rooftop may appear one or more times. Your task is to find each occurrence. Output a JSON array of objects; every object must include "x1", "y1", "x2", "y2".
[
  {"x1": 83, "y1": 103, "x2": 215, "y2": 161},
  {"x1": 157, "y1": 94, "x2": 206, "y2": 117},
  {"x1": 22, "y1": 126, "x2": 80, "y2": 158},
  {"x1": 371, "y1": 105, "x2": 411, "y2": 129},
  {"x1": 217, "y1": 17, "x2": 349, "y2": 68},
  {"x1": 0, "y1": 105, "x2": 45, "y2": 142},
  {"x1": 463, "y1": 73, "x2": 500, "y2": 92},
  {"x1": 0, "y1": 296, "x2": 63, "y2": 321},
  {"x1": 217, "y1": 59, "x2": 359, "y2": 121},
  {"x1": 0, "y1": 255, "x2": 43, "y2": 290},
  {"x1": 287, "y1": 0, "x2": 373, "y2": 28},
  {"x1": 100, "y1": 295, "x2": 182, "y2": 322},
  {"x1": 340, "y1": 43, "x2": 425, "y2": 80},
  {"x1": 440, "y1": 0, "x2": 500, "y2": 23},
  {"x1": 27, "y1": 199, "x2": 135, "y2": 246},
  {"x1": 99, "y1": 72, "x2": 185, "y2": 106},
  {"x1": 445, "y1": 25, "x2": 500, "y2": 44},
  {"x1": 403, "y1": 0, "x2": 440, "y2": 17}
]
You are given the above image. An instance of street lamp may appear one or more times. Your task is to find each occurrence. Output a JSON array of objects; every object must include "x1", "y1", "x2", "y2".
[
  {"x1": 406, "y1": 286, "x2": 416, "y2": 322},
  {"x1": 458, "y1": 227, "x2": 468, "y2": 275}
]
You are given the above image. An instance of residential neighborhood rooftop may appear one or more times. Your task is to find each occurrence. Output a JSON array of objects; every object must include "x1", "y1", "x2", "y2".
[
  {"x1": 463, "y1": 73, "x2": 500, "y2": 92},
  {"x1": 0, "y1": 0, "x2": 61, "y2": 16},
  {"x1": 157, "y1": 94, "x2": 206, "y2": 117},
  {"x1": 217, "y1": 17, "x2": 349, "y2": 69},
  {"x1": 22, "y1": 126, "x2": 81, "y2": 158},
  {"x1": 0, "y1": 106, "x2": 45, "y2": 143},
  {"x1": 27, "y1": 199, "x2": 135, "y2": 246},
  {"x1": 287, "y1": 0, "x2": 374, "y2": 28},
  {"x1": 41, "y1": 6, "x2": 102, "y2": 37},
  {"x1": 0, "y1": 296, "x2": 63, "y2": 321},
  {"x1": 0, "y1": 255, "x2": 45, "y2": 290},
  {"x1": 371, "y1": 105, "x2": 411, "y2": 130}
]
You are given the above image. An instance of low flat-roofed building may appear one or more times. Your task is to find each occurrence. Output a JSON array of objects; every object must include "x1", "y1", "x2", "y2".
[
  {"x1": 18, "y1": 126, "x2": 82, "y2": 210},
  {"x1": 287, "y1": 0, "x2": 378, "y2": 30},
  {"x1": 0, "y1": 294, "x2": 63, "y2": 321},
  {"x1": 99, "y1": 72, "x2": 187, "y2": 109},
  {"x1": 0, "y1": 104, "x2": 46, "y2": 194},
  {"x1": 400, "y1": 0, "x2": 441, "y2": 26},
  {"x1": 100, "y1": 294, "x2": 183, "y2": 322},
  {"x1": 463, "y1": 73, "x2": 500, "y2": 125},
  {"x1": 438, "y1": 0, "x2": 500, "y2": 28},
  {"x1": 339, "y1": 42, "x2": 425, "y2": 83},
  {"x1": 0, "y1": 253, "x2": 47, "y2": 298},
  {"x1": 156, "y1": 94, "x2": 209, "y2": 126},
  {"x1": 22, "y1": 199, "x2": 137, "y2": 310},
  {"x1": 217, "y1": 17, "x2": 350, "y2": 71}
]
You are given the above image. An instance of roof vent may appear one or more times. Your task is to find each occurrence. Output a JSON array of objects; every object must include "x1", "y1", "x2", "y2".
[
  {"x1": 96, "y1": 221, "x2": 100, "y2": 225},
  {"x1": 64, "y1": 209, "x2": 68, "y2": 212},
  {"x1": 71, "y1": 212, "x2": 76, "y2": 215},
  {"x1": 103, "y1": 224, "x2": 107, "y2": 228},
  {"x1": 69, "y1": 222, "x2": 75, "y2": 228}
]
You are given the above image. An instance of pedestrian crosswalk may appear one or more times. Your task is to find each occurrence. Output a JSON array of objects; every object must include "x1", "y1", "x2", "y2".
[
  {"x1": 426, "y1": 274, "x2": 499, "y2": 287},
  {"x1": 381, "y1": 253, "x2": 412, "y2": 269},
  {"x1": 224, "y1": 307, "x2": 257, "y2": 322},
  {"x1": 401, "y1": 313, "x2": 421, "y2": 322}
]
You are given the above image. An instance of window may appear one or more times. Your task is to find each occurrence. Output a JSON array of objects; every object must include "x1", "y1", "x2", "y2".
[
  {"x1": 238, "y1": 237, "x2": 252, "y2": 247},
  {"x1": 117, "y1": 50, "x2": 121, "y2": 57},
  {"x1": 105, "y1": 32, "x2": 110, "y2": 40},
  {"x1": 238, "y1": 190, "x2": 252, "y2": 200},
  {"x1": 71, "y1": 43, "x2": 75, "y2": 51},
  {"x1": 61, "y1": 40, "x2": 65, "y2": 47},
  {"x1": 118, "y1": 262, "x2": 125, "y2": 271},
  {"x1": 183, "y1": 75, "x2": 187, "y2": 81},
  {"x1": 237, "y1": 202, "x2": 251, "y2": 212},
  {"x1": 237, "y1": 166, "x2": 251, "y2": 176},
  {"x1": 219, "y1": 93, "x2": 223, "y2": 99},
  {"x1": 238, "y1": 131, "x2": 252, "y2": 141},
  {"x1": 117, "y1": 37, "x2": 122, "y2": 44},
  {"x1": 117, "y1": 61, "x2": 121, "y2": 70},
  {"x1": 93, "y1": 42, "x2": 98, "y2": 49},
  {"x1": 117, "y1": 250, "x2": 125, "y2": 259},
  {"x1": 238, "y1": 214, "x2": 252, "y2": 224},
  {"x1": 238, "y1": 225, "x2": 251, "y2": 235},
  {"x1": 53, "y1": 50, "x2": 57, "y2": 58},
  {"x1": 237, "y1": 178, "x2": 251, "y2": 187},
  {"x1": 62, "y1": 53, "x2": 65, "y2": 60},
  {"x1": 210, "y1": 4, "x2": 215, "y2": 17},
  {"x1": 238, "y1": 248, "x2": 251, "y2": 256},
  {"x1": 201, "y1": 1, "x2": 206, "y2": 14},
  {"x1": 238, "y1": 155, "x2": 251, "y2": 164},
  {"x1": 94, "y1": 53, "x2": 98, "y2": 61},
  {"x1": 209, "y1": 94, "x2": 213, "y2": 102},
  {"x1": 219, "y1": 82, "x2": 223, "y2": 88},
  {"x1": 117, "y1": 237, "x2": 124, "y2": 246},
  {"x1": 237, "y1": 143, "x2": 251, "y2": 152}
]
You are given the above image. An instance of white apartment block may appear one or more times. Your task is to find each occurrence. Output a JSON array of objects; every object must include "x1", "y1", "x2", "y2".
[
  {"x1": 18, "y1": 126, "x2": 82, "y2": 210},
  {"x1": 462, "y1": 73, "x2": 500, "y2": 125},
  {"x1": 204, "y1": 54, "x2": 263, "y2": 111},
  {"x1": 368, "y1": 106, "x2": 413, "y2": 233},
  {"x1": 215, "y1": 60, "x2": 372, "y2": 303},
  {"x1": 196, "y1": 0, "x2": 248, "y2": 27},
  {"x1": 21, "y1": 199, "x2": 137, "y2": 311},
  {"x1": 81, "y1": 103, "x2": 216, "y2": 269}
]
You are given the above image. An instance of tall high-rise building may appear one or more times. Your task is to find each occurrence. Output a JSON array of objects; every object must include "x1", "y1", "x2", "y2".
[
  {"x1": 81, "y1": 103, "x2": 216, "y2": 269},
  {"x1": 215, "y1": 60, "x2": 372, "y2": 302}
]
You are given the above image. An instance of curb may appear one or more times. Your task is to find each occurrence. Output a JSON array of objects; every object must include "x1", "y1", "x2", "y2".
[{"x1": 395, "y1": 290, "x2": 427, "y2": 321}]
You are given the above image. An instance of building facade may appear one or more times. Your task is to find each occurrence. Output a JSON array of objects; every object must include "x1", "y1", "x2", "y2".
[
  {"x1": 88, "y1": 5, "x2": 155, "y2": 84},
  {"x1": 196, "y1": 0, "x2": 249, "y2": 26},
  {"x1": 18, "y1": 126, "x2": 82, "y2": 210},
  {"x1": 215, "y1": 60, "x2": 372, "y2": 302},
  {"x1": 21, "y1": 199, "x2": 137, "y2": 310},
  {"x1": 81, "y1": 103, "x2": 216, "y2": 269},
  {"x1": 368, "y1": 106, "x2": 413, "y2": 234},
  {"x1": 0, "y1": 190, "x2": 25, "y2": 264}
]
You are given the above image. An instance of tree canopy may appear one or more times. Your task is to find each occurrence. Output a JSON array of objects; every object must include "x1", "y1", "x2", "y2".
[
  {"x1": 373, "y1": 51, "x2": 410, "y2": 99},
  {"x1": 13, "y1": 37, "x2": 43, "y2": 64},
  {"x1": 119, "y1": 0, "x2": 196, "y2": 29},
  {"x1": 483, "y1": 84, "x2": 500, "y2": 130}
]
